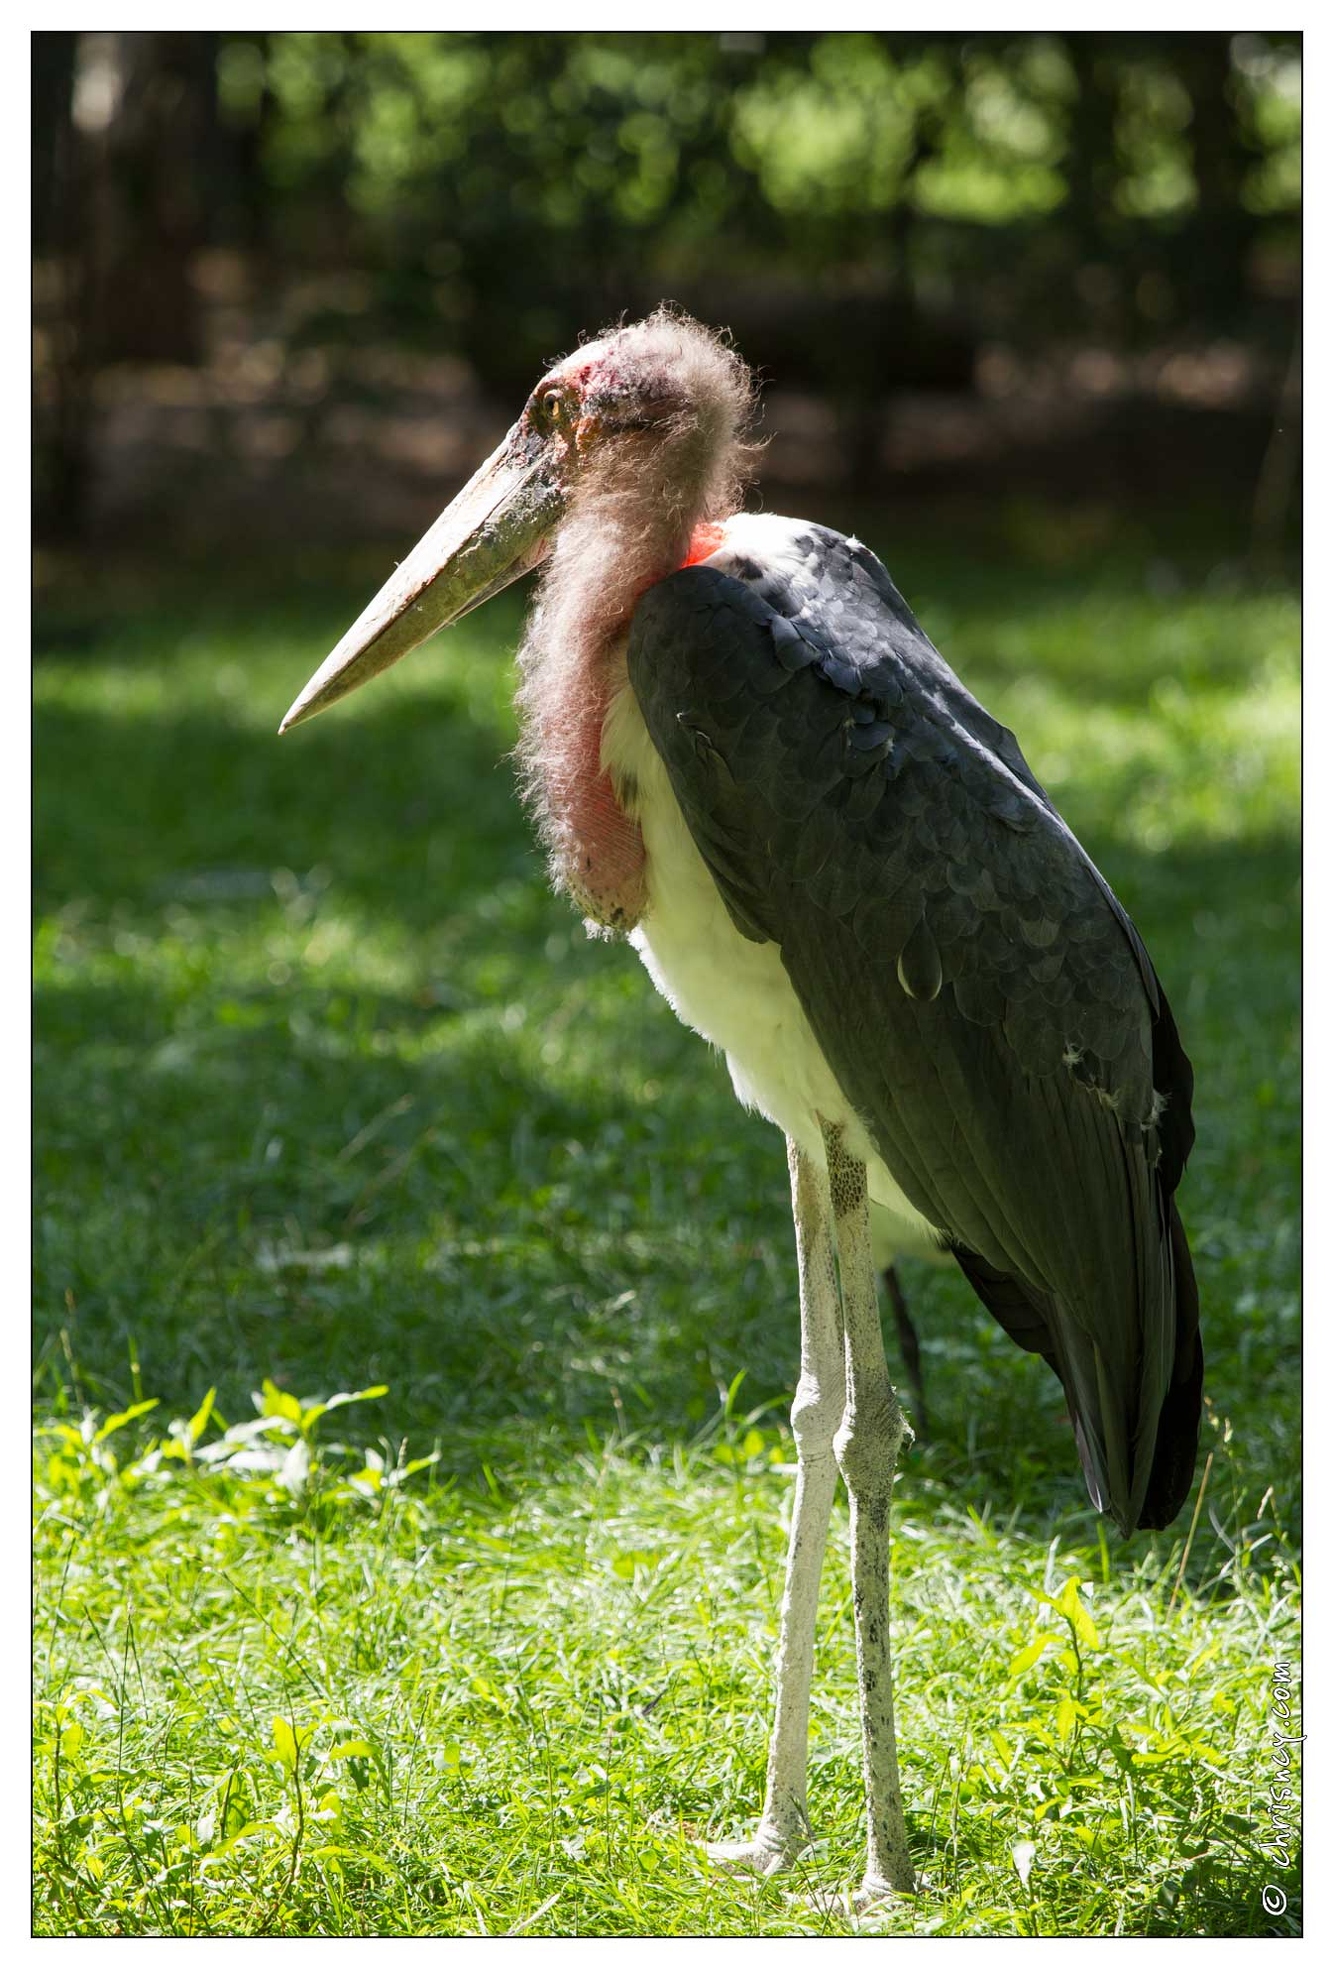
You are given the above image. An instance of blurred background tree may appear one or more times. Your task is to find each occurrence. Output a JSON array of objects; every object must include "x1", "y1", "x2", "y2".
[{"x1": 33, "y1": 28, "x2": 1299, "y2": 554}]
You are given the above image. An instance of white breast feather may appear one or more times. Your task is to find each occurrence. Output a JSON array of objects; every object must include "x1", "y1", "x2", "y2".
[{"x1": 601, "y1": 530, "x2": 943, "y2": 1263}]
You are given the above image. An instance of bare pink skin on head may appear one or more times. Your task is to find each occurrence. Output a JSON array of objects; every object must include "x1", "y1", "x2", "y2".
[{"x1": 514, "y1": 313, "x2": 752, "y2": 934}]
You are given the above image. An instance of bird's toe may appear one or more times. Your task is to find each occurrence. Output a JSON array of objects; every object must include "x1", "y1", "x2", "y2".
[
  {"x1": 852, "y1": 1864, "x2": 920, "y2": 1910},
  {"x1": 703, "y1": 1832, "x2": 800, "y2": 1878}
]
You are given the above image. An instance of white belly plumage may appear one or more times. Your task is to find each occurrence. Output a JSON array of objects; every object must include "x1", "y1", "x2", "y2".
[{"x1": 601, "y1": 667, "x2": 943, "y2": 1263}]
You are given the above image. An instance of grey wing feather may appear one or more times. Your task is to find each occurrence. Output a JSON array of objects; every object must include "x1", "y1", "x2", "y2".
[{"x1": 627, "y1": 536, "x2": 1201, "y2": 1534}]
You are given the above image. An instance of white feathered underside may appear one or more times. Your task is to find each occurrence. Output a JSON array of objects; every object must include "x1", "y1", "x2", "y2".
[{"x1": 601, "y1": 516, "x2": 943, "y2": 1264}]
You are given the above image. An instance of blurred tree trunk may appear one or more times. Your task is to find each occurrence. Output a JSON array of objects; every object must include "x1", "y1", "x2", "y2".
[
  {"x1": 33, "y1": 33, "x2": 77, "y2": 253},
  {"x1": 33, "y1": 32, "x2": 89, "y2": 539},
  {"x1": 223, "y1": 33, "x2": 276, "y2": 254},
  {"x1": 95, "y1": 32, "x2": 215, "y2": 364},
  {"x1": 840, "y1": 37, "x2": 960, "y2": 492},
  {"x1": 35, "y1": 32, "x2": 223, "y2": 542},
  {"x1": 1175, "y1": 32, "x2": 1254, "y2": 329},
  {"x1": 1066, "y1": 34, "x2": 1125, "y2": 332}
]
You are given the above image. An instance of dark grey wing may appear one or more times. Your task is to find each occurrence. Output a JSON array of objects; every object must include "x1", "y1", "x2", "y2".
[{"x1": 627, "y1": 540, "x2": 1201, "y2": 1534}]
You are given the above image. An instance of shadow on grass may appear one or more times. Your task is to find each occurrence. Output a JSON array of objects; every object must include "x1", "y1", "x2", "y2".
[
  {"x1": 35, "y1": 690, "x2": 531, "y2": 940},
  {"x1": 35, "y1": 602, "x2": 1299, "y2": 1568}
]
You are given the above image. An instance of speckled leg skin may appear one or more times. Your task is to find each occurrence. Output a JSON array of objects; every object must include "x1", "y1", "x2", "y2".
[
  {"x1": 823, "y1": 1120, "x2": 917, "y2": 1902},
  {"x1": 706, "y1": 1136, "x2": 845, "y2": 1876}
]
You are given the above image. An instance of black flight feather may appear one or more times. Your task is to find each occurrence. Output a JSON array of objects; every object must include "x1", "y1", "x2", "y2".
[{"x1": 627, "y1": 527, "x2": 1202, "y2": 1535}]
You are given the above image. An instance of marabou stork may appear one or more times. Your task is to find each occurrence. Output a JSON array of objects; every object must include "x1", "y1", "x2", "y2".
[{"x1": 281, "y1": 310, "x2": 1203, "y2": 1902}]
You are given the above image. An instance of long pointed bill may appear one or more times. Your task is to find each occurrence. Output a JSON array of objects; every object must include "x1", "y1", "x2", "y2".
[{"x1": 279, "y1": 427, "x2": 565, "y2": 732}]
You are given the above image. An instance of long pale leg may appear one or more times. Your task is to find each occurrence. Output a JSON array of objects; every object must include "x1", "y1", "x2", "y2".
[
  {"x1": 707, "y1": 1135, "x2": 845, "y2": 1872},
  {"x1": 824, "y1": 1121, "x2": 916, "y2": 1901}
]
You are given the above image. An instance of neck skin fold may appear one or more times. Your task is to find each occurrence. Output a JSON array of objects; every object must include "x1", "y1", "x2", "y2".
[{"x1": 516, "y1": 489, "x2": 726, "y2": 935}]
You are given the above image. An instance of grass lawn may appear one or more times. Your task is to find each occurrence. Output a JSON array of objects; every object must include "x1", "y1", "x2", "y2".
[{"x1": 34, "y1": 507, "x2": 1299, "y2": 1936}]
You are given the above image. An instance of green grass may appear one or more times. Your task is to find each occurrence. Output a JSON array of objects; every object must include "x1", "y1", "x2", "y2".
[{"x1": 34, "y1": 515, "x2": 1299, "y2": 1935}]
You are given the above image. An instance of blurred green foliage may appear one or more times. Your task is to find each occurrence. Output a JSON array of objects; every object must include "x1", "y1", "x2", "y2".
[
  {"x1": 39, "y1": 31, "x2": 1300, "y2": 381},
  {"x1": 32, "y1": 31, "x2": 1301, "y2": 542},
  {"x1": 32, "y1": 29, "x2": 1301, "y2": 550},
  {"x1": 214, "y1": 31, "x2": 1298, "y2": 379}
]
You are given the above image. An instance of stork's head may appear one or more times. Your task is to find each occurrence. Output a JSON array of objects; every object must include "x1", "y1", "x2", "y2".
[{"x1": 280, "y1": 309, "x2": 751, "y2": 732}]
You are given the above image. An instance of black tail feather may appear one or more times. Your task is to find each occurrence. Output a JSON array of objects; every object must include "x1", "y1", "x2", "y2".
[
  {"x1": 954, "y1": 1204, "x2": 1203, "y2": 1535},
  {"x1": 1135, "y1": 1202, "x2": 1204, "y2": 1530}
]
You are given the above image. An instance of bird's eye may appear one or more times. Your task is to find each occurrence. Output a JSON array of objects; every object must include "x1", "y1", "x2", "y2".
[{"x1": 539, "y1": 388, "x2": 568, "y2": 425}]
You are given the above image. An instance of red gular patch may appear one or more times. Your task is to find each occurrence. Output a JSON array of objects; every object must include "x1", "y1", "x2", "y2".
[{"x1": 681, "y1": 522, "x2": 726, "y2": 568}]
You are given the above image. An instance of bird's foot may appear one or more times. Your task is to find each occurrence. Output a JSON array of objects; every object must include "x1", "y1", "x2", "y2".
[
  {"x1": 704, "y1": 1822, "x2": 804, "y2": 1879},
  {"x1": 851, "y1": 1866, "x2": 918, "y2": 1911},
  {"x1": 798, "y1": 1868, "x2": 921, "y2": 1924}
]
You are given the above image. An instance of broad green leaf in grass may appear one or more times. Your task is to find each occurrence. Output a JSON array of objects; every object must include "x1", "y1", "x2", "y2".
[
  {"x1": 1007, "y1": 1633, "x2": 1058, "y2": 1679},
  {"x1": 93, "y1": 1399, "x2": 159, "y2": 1443},
  {"x1": 270, "y1": 1715, "x2": 314, "y2": 1773}
]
